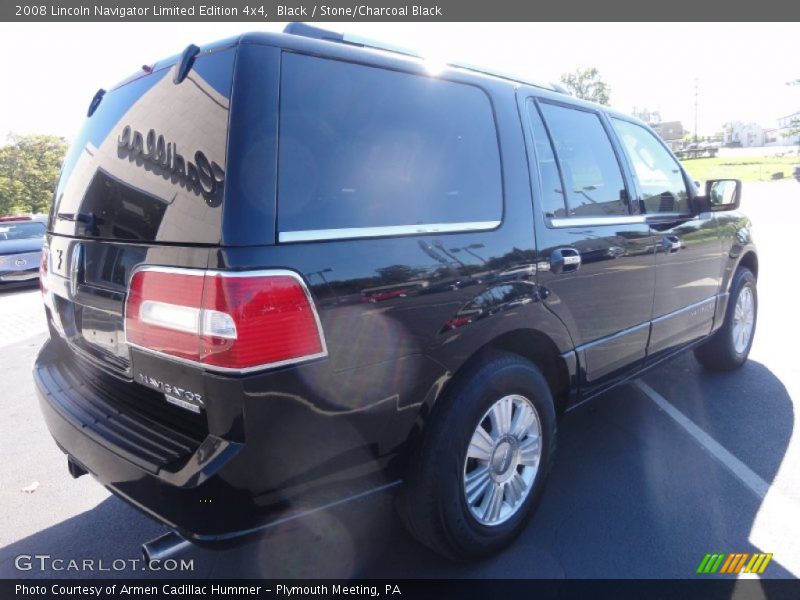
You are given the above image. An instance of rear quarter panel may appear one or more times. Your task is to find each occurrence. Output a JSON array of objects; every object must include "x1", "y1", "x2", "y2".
[{"x1": 214, "y1": 58, "x2": 575, "y2": 490}]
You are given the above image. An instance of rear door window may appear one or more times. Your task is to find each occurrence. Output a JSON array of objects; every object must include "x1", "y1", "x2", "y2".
[
  {"x1": 277, "y1": 53, "x2": 502, "y2": 239},
  {"x1": 526, "y1": 101, "x2": 568, "y2": 219},
  {"x1": 538, "y1": 102, "x2": 630, "y2": 219}
]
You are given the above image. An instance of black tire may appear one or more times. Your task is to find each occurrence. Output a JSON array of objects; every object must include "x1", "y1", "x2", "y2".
[
  {"x1": 694, "y1": 267, "x2": 757, "y2": 371},
  {"x1": 395, "y1": 351, "x2": 556, "y2": 560}
]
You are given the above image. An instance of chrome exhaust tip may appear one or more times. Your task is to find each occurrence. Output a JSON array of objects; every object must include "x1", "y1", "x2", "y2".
[{"x1": 142, "y1": 531, "x2": 192, "y2": 563}]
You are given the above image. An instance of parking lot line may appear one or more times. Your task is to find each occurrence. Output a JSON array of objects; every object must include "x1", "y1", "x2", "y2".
[
  {"x1": 635, "y1": 379, "x2": 800, "y2": 579},
  {"x1": 634, "y1": 380, "x2": 770, "y2": 499}
]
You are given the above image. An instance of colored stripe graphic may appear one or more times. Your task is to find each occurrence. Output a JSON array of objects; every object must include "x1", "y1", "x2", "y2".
[
  {"x1": 697, "y1": 554, "x2": 725, "y2": 574},
  {"x1": 720, "y1": 553, "x2": 737, "y2": 573},
  {"x1": 698, "y1": 553, "x2": 773, "y2": 575},
  {"x1": 745, "y1": 553, "x2": 773, "y2": 574}
]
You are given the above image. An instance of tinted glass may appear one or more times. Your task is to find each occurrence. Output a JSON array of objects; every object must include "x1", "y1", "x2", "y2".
[
  {"x1": 278, "y1": 53, "x2": 502, "y2": 233},
  {"x1": 612, "y1": 119, "x2": 689, "y2": 214},
  {"x1": 52, "y1": 47, "x2": 235, "y2": 243},
  {"x1": 539, "y1": 103, "x2": 629, "y2": 217},
  {"x1": 526, "y1": 101, "x2": 567, "y2": 218}
]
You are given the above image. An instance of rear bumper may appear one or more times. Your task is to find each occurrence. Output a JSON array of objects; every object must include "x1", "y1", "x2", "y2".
[
  {"x1": 0, "y1": 267, "x2": 39, "y2": 283},
  {"x1": 34, "y1": 338, "x2": 256, "y2": 542},
  {"x1": 33, "y1": 336, "x2": 401, "y2": 543}
]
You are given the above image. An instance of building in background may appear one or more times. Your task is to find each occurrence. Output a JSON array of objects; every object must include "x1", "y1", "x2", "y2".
[
  {"x1": 763, "y1": 128, "x2": 779, "y2": 146},
  {"x1": 722, "y1": 122, "x2": 764, "y2": 148},
  {"x1": 651, "y1": 121, "x2": 684, "y2": 151},
  {"x1": 776, "y1": 111, "x2": 800, "y2": 146},
  {"x1": 632, "y1": 107, "x2": 662, "y2": 125}
]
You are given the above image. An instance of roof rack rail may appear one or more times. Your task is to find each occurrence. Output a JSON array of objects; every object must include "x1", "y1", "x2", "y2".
[
  {"x1": 283, "y1": 23, "x2": 342, "y2": 42},
  {"x1": 550, "y1": 82, "x2": 571, "y2": 95},
  {"x1": 283, "y1": 23, "x2": 421, "y2": 58},
  {"x1": 283, "y1": 23, "x2": 569, "y2": 95},
  {"x1": 445, "y1": 60, "x2": 568, "y2": 94}
]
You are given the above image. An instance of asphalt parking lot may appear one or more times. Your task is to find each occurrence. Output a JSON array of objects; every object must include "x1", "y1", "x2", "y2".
[{"x1": 0, "y1": 181, "x2": 798, "y2": 580}]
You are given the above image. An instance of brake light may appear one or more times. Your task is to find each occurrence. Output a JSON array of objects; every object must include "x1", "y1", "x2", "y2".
[
  {"x1": 39, "y1": 245, "x2": 49, "y2": 294},
  {"x1": 125, "y1": 268, "x2": 327, "y2": 371}
]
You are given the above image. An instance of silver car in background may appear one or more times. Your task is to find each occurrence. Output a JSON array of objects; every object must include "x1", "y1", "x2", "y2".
[{"x1": 0, "y1": 216, "x2": 47, "y2": 286}]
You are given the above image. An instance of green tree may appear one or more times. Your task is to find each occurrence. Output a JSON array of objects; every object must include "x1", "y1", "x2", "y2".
[
  {"x1": 559, "y1": 67, "x2": 611, "y2": 105},
  {"x1": 0, "y1": 133, "x2": 68, "y2": 215}
]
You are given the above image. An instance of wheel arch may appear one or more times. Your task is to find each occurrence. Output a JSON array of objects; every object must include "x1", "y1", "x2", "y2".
[
  {"x1": 738, "y1": 250, "x2": 758, "y2": 280},
  {"x1": 393, "y1": 326, "x2": 574, "y2": 488},
  {"x1": 418, "y1": 327, "x2": 576, "y2": 435},
  {"x1": 481, "y1": 329, "x2": 574, "y2": 415}
]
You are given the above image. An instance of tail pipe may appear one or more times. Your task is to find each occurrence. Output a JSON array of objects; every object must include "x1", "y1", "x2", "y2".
[
  {"x1": 142, "y1": 531, "x2": 192, "y2": 563},
  {"x1": 67, "y1": 457, "x2": 87, "y2": 479}
]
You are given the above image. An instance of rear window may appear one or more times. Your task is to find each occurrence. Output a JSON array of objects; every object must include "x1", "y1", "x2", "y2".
[
  {"x1": 0, "y1": 221, "x2": 45, "y2": 240},
  {"x1": 277, "y1": 53, "x2": 502, "y2": 238},
  {"x1": 51, "y1": 47, "x2": 235, "y2": 243}
]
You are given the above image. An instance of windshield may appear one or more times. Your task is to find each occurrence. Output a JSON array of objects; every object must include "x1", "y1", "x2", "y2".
[{"x1": 0, "y1": 222, "x2": 45, "y2": 240}]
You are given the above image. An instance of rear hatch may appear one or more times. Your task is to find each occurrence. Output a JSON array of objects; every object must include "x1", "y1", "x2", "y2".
[{"x1": 44, "y1": 41, "x2": 237, "y2": 378}]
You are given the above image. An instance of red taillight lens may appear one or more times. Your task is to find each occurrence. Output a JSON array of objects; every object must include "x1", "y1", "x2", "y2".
[
  {"x1": 126, "y1": 270, "x2": 206, "y2": 362},
  {"x1": 125, "y1": 269, "x2": 326, "y2": 371},
  {"x1": 39, "y1": 245, "x2": 49, "y2": 294}
]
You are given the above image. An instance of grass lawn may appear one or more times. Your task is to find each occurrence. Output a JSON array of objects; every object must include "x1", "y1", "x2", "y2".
[{"x1": 680, "y1": 154, "x2": 800, "y2": 182}]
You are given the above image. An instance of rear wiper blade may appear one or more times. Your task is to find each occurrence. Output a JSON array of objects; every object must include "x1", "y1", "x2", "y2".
[
  {"x1": 87, "y1": 89, "x2": 105, "y2": 117},
  {"x1": 56, "y1": 212, "x2": 94, "y2": 224},
  {"x1": 173, "y1": 44, "x2": 200, "y2": 84}
]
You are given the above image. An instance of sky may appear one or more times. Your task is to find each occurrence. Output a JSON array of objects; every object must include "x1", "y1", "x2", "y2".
[{"x1": 0, "y1": 22, "x2": 798, "y2": 143}]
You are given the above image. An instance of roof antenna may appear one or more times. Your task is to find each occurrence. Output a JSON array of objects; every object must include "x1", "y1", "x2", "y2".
[{"x1": 174, "y1": 44, "x2": 200, "y2": 84}]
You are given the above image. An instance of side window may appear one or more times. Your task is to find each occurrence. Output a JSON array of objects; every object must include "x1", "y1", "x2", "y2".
[
  {"x1": 539, "y1": 102, "x2": 630, "y2": 218},
  {"x1": 277, "y1": 53, "x2": 502, "y2": 235},
  {"x1": 526, "y1": 101, "x2": 567, "y2": 218},
  {"x1": 611, "y1": 119, "x2": 690, "y2": 214}
]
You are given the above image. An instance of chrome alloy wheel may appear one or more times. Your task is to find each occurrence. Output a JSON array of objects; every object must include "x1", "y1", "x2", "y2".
[
  {"x1": 732, "y1": 286, "x2": 755, "y2": 354},
  {"x1": 463, "y1": 394, "x2": 542, "y2": 526}
]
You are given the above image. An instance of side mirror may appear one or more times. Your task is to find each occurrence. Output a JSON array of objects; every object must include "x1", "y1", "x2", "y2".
[{"x1": 694, "y1": 179, "x2": 741, "y2": 213}]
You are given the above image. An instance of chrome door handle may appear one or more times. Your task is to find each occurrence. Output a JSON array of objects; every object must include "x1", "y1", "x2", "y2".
[{"x1": 550, "y1": 248, "x2": 581, "y2": 274}]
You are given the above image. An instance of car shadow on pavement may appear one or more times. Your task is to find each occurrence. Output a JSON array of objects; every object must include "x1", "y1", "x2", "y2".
[
  {"x1": 0, "y1": 282, "x2": 39, "y2": 296},
  {"x1": 0, "y1": 497, "x2": 166, "y2": 579},
  {"x1": 0, "y1": 355, "x2": 794, "y2": 580}
]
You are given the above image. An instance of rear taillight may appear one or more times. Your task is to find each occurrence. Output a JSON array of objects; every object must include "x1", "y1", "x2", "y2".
[
  {"x1": 39, "y1": 245, "x2": 49, "y2": 294},
  {"x1": 125, "y1": 268, "x2": 327, "y2": 371}
]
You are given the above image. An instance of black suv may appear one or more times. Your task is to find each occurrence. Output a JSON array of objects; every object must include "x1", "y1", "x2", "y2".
[{"x1": 35, "y1": 25, "x2": 758, "y2": 560}]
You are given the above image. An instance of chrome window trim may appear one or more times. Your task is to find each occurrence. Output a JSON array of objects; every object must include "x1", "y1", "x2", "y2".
[
  {"x1": 645, "y1": 212, "x2": 697, "y2": 221},
  {"x1": 549, "y1": 215, "x2": 646, "y2": 228},
  {"x1": 123, "y1": 266, "x2": 329, "y2": 374},
  {"x1": 278, "y1": 221, "x2": 501, "y2": 243}
]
